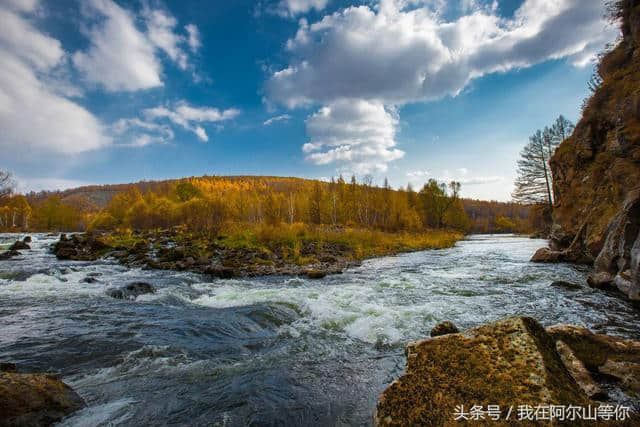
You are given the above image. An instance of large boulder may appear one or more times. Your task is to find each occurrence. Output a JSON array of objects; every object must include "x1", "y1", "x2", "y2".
[
  {"x1": 375, "y1": 317, "x2": 591, "y2": 426},
  {"x1": 0, "y1": 372, "x2": 85, "y2": 426}
]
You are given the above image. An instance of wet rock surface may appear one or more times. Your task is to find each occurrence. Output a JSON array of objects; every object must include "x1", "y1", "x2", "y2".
[
  {"x1": 429, "y1": 321, "x2": 458, "y2": 337},
  {"x1": 53, "y1": 233, "x2": 110, "y2": 261},
  {"x1": 0, "y1": 371, "x2": 85, "y2": 427},
  {"x1": 106, "y1": 282, "x2": 156, "y2": 300}
]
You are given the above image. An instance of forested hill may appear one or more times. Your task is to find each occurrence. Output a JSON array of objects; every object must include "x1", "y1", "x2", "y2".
[{"x1": 21, "y1": 175, "x2": 534, "y2": 234}]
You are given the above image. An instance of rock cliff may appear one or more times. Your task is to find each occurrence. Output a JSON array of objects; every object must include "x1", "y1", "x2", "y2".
[{"x1": 548, "y1": 0, "x2": 640, "y2": 299}]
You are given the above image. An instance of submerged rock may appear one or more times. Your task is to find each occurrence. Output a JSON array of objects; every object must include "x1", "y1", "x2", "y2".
[
  {"x1": 429, "y1": 321, "x2": 458, "y2": 337},
  {"x1": 304, "y1": 269, "x2": 327, "y2": 279},
  {"x1": 204, "y1": 265, "x2": 235, "y2": 279},
  {"x1": 551, "y1": 280, "x2": 582, "y2": 291},
  {"x1": 0, "y1": 250, "x2": 20, "y2": 261},
  {"x1": 22, "y1": 236, "x2": 32, "y2": 243},
  {"x1": 375, "y1": 317, "x2": 591, "y2": 426},
  {"x1": 106, "y1": 282, "x2": 156, "y2": 300},
  {"x1": 0, "y1": 372, "x2": 85, "y2": 426},
  {"x1": 0, "y1": 362, "x2": 16, "y2": 372}
]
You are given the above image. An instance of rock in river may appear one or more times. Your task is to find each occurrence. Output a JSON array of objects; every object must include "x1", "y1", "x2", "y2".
[
  {"x1": 375, "y1": 317, "x2": 591, "y2": 426},
  {"x1": 106, "y1": 282, "x2": 156, "y2": 300},
  {"x1": 0, "y1": 250, "x2": 20, "y2": 261},
  {"x1": 0, "y1": 372, "x2": 85, "y2": 426},
  {"x1": 8, "y1": 240, "x2": 30, "y2": 251},
  {"x1": 429, "y1": 321, "x2": 458, "y2": 337}
]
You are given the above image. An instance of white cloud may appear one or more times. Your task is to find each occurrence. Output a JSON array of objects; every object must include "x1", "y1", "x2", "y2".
[
  {"x1": 185, "y1": 24, "x2": 201, "y2": 52},
  {"x1": 266, "y1": 0, "x2": 617, "y2": 173},
  {"x1": 267, "y1": 0, "x2": 616, "y2": 107},
  {"x1": 112, "y1": 117, "x2": 174, "y2": 147},
  {"x1": 440, "y1": 168, "x2": 503, "y2": 185},
  {"x1": 303, "y1": 99, "x2": 404, "y2": 173},
  {"x1": 143, "y1": 6, "x2": 189, "y2": 70},
  {"x1": 16, "y1": 177, "x2": 91, "y2": 193},
  {"x1": 263, "y1": 114, "x2": 292, "y2": 125},
  {"x1": 407, "y1": 168, "x2": 503, "y2": 186},
  {"x1": 277, "y1": 0, "x2": 330, "y2": 17},
  {"x1": 143, "y1": 101, "x2": 240, "y2": 142},
  {"x1": 73, "y1": 0, "x2": 199, "y2": 91},
  {"x1": 0, "y1": 1, "x2": 110, "y2": 158}
]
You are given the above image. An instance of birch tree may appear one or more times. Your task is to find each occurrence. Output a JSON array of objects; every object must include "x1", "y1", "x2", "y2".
[{"x1": 512, "y1": 115, "x2": 574, "y2": 207}]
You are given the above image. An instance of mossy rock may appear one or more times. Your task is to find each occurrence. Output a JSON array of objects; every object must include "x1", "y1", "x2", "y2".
[
  {"x1": 375, "y1": 317, "x2": 592, "y2": 426},
  {"x1": 0, "y1": 372, "x2": 85, "y2": 426}
]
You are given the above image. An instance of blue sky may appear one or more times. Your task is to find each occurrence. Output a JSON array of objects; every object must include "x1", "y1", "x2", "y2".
[{"x1": 0, "y1": 0, "x2": 617, "y2": 200}]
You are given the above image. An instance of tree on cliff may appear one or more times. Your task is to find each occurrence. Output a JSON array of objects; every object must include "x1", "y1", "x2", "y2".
[{"x1": 512, "y1": 116, "x2": 574, "y2": 207}]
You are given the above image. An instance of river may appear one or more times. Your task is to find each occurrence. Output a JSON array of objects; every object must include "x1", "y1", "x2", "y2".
[{"x1": 1, "y1": 234, "x2": 640, "y2": 426}]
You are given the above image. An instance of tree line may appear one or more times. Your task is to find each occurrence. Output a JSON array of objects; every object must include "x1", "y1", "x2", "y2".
[{"x1": 1, "y1": 172, "x2": 543, "y2": 235}]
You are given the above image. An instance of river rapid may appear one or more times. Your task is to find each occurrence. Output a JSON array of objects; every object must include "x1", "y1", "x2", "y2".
[{"x1": 1, "y1": 234, "x2": 640, "y2": 426}]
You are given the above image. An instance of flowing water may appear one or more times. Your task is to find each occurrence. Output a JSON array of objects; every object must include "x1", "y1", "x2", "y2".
[{"x1": 1, "y1": 234, "x2": 640, "y2": 426}]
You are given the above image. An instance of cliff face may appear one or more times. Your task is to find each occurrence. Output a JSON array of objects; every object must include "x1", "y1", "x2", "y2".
[{"x1": 549, "y1": 0, "x2": 640, "y2": 299}]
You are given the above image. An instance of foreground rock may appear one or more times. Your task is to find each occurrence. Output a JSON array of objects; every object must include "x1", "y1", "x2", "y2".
[
  {"x1": 106, "y1": 282, "x2": 156, "y2": 300},
  {"x1": 376, "y1": 317, "x2": 591, "y2": 426},
  {"x1": 376, "y1": 317, "x2": 640, "y2": 426},
  {"x1": 0, "y1": 372, "x2": 85, "y2": 426},
  {"x1": 536, "y1": 1, "x2": 640, "y2": 301}
]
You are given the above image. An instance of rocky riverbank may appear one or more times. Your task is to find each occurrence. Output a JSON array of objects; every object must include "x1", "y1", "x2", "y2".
[
  {"x1": 376, "y1": 317, "x2": 640, "y2": 426},
  {"x1": 51, "y1": 230, "x2": 362, "y2": 279}
]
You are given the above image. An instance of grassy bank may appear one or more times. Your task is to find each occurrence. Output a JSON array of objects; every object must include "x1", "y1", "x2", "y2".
[{"x1": 100, "y1": 223, "x2": 463, "y2": 267}]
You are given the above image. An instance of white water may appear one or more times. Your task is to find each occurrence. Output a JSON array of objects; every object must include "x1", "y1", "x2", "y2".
[{"x1": 1, "y1": 233, "x2": 640, "y2": 426}]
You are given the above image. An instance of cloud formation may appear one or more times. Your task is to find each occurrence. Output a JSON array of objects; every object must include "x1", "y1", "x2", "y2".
[
  {"x1": 407, "y1": 168, "x2": 503, "y2": 186},
  {"x1": 303, "y1": 99, "x2": 403, "y2": 173},
  {"x1": 267, "y1": 0, "x2": 617, "y2": 173},
  {"x1": 0, "y1": 0, "x2": 110, "y2": 158},
  {"x1": 277, "y1": 0, "x2": 330, "y2": 17},
  {"x1": 73, "y1": 0, "x2": 199, "y2": 91},
  {"x1": 144, "y1": 102, "x2": 240, "y2": 142},
  {"x1": 263, "y1": 114, "x2": 292, "y2": 125},
  {"x1": 268, "y1": 0, "x2": 616, "y2": 106}
]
